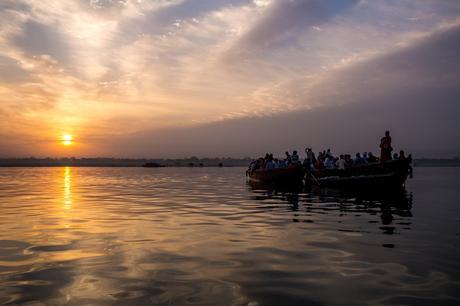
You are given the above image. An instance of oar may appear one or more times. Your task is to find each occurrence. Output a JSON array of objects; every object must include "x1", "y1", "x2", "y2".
[{"x1": 307, "y1": 172, "x2": 321, "y2": 186}]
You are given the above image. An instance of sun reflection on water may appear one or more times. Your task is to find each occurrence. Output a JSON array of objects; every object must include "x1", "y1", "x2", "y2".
[{"x1": 64, "y1": 167, "x2": 72, "y2": 209}]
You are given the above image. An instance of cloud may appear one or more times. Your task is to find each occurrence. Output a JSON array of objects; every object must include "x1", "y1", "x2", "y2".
[
  {"x1": 105, "y1": 23, "x2": 460, "y2": 158},
  {"x1": 0, "y1": 0, "x2": 459, "y2": 157},
  {"x1": 12, "y1": 20, "x2": 69, "y2": 65},
  {"x1": 231, "y1": 0, "x2": 358, "y2": 52}
]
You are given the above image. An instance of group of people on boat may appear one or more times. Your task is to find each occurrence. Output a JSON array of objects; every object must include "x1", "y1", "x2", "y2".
[
  {"x1": 247, "y1": 151, "x2": 302, "y2": 172},
  {"x1": 302, "y1": 148, "x2": 410, "y2": 174},
  {"x1": 248, "y1": 131, "x2": 411, "y2": 174}
]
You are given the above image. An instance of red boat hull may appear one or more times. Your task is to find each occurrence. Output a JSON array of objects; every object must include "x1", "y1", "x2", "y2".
[{"x1": 248, "y1": 166, "x2": 305, "y2": 185}]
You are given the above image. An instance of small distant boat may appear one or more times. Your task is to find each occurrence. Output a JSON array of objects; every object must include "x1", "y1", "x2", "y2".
[
  {"x1": 305, "y1": 159, "x2": 412, "y2": 188},
  {"x1": 247, "y1": 166, "x2": 305, "y2": 185},
  {"x1": 142, "y1": 162, "x2": 164, "y2": 168}
]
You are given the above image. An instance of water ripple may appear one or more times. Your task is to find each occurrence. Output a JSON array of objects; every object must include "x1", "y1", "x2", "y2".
[{"x1": 0, "y1": 167, "x2": 459, "y2": 305}]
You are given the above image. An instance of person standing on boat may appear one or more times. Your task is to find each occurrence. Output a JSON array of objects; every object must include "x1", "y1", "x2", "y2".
[
  {"x1": 305, "y1": 148, "x2": 316, "y2": 163},
  {"x1": 380, "y1": 130, "x2": 393, "y2": 161},
  {"x1": 285, "y1": 151, "x2": 292, "y2": 165},
  {"x1": 315, "y1": 157, "x2": 323, "y2": 175},
  {"x1": 324, "y1": 155, "x2": 335, "y2": 169},
  {"x1": 304, "y1": 148, "x2": 316, "y2": 173},
  {"x1": 291, "y1": 151, "x2": 300, "y2": 165}
]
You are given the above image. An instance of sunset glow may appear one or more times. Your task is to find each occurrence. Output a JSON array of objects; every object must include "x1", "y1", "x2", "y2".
[
  {"x1": 63, "y1": 166, "x2": 72, "y2": 209},
  {"x1": 0, "y1": 1, "x2": 459, "y2": 158},
  {"x1": 62, "y1": 134, "x2": 73, "y2": 146},
  {"x1": 0, "y1": 2, "x2": 460, "y2": 305}
]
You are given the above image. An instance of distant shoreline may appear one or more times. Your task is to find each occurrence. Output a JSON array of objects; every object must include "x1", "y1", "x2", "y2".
[
  {"x1": 0, "y1": 158, "x2": 251, "y2": 168},
  {"x1": 0, "y1": 158, "x2": 459, "y2": 167},
  {"x1": 412, "y1": 159, "x2": 460, "y2": 167}
]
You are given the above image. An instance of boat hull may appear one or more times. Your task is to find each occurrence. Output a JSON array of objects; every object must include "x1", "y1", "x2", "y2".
[
  {"x1": 306, "y1": 159, "x2": 411, "y2": 188},
  {"x1": 248, "y1": 166, "x2": 305, "y2": 185}
]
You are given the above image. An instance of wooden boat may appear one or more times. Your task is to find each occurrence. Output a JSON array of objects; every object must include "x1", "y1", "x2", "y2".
[
  {"x1": 305, "y1": 159, "x2": 412, "y2": 188},
  {"x1": 247, "y1": 166, "x2": 305, "y2": 185}
]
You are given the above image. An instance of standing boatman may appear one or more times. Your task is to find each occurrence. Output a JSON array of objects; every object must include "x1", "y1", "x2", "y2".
[{"x1": 380, "y1": 130, "x2": 393, "y2": 161}]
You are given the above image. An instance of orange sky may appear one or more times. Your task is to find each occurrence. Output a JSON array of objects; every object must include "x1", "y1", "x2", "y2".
[{"x1": 1, "y1": 1, "x2": 460, "y2": 157}]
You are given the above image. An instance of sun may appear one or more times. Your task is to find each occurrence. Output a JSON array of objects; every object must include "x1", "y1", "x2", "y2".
[{"x1": 61, "y1": 134, "x2": 73, "y2": 146}]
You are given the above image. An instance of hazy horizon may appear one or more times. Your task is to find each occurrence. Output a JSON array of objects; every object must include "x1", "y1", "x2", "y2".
[{"x1": 1, "y1": 0, "x2": 459, "y2": 158}]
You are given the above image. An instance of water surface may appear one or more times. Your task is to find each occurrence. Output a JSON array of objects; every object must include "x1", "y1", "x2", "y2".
[{"x1": 0, "y1": 167, "x2": 459, "y2": 305}]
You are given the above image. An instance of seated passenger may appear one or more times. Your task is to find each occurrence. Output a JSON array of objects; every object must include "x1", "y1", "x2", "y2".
[
  {"x1": 354, "y1": 153, "x2": 365, "y2": 165},
  {"x1": 362, "y1": 152, "x2": 368, "y2": 163},
  {"x1": 345, "y1": 154, "x2": 353, "y2": 166},
  {"x1": 318, "y1": 151, "x2": 324, "y2": 161},
  {"x1": 393, "y1": 153, "x2": 399, "y2": 160},
  {"x1": 265, "y1": 159, "x2": 275, "y2": 169},
  {"x1": 305, "y1": 159, "x2": 316, "y2": 173},
  {"x1": 302, "y1": 158, "x2": 311, "y2": 170},
  {"x1": 367, "y1": 152, "x2": 378, "y2": 163},
  {"x1": 325, "y1": 156, "x2": 335, "y2": 169},
  {"x1": 399, "y1": 150, "x2": 406, "y2": 160},
  {"x1": 256, "y1": 157, "x2": 265, "y2": 169},
  {"x1": 291, "y1": 150, "x2": 300, "y2": 165},
  {"x1": 248, "y1": 160, "x2": 257, "y2": 171},
  {"x1": 279, "y1": 159, "x2": 287, "y2": 168},
  {"x1": 285, "y1": 151, "x2": 292, "y2": 164},
  {"x1": 336, "y1": 155, "x2": 346, "y2": 170},
  {"x1": 310, "y1": 161, "x2": 316, "y2": 172}
]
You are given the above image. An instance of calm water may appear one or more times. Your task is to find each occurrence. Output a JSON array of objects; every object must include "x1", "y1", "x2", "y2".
[{"x1": 0, "y1": 167, "x2": 459, "y2": 306}]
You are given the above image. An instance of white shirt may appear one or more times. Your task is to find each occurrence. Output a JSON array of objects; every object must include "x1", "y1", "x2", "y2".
[{"x1": 336, "y1": 159, "x2": 346, "y2": 170}]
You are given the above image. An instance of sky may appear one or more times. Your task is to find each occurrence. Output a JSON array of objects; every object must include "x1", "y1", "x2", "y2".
[{"x1": 0, "y1": 0, "x2": 459, "y2": 158}]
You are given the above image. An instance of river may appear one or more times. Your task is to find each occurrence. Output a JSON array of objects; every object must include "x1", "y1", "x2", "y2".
[{"x1": 0, "y1": 167, "x2": 459, "y2": 305}]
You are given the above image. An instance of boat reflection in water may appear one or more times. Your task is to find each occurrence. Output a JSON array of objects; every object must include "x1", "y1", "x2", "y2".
[{"x1": 248, "y1": 180, "x2": 413, "y2": 237}]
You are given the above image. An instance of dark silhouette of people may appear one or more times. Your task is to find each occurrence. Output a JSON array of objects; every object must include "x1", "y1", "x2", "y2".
[
  {"x1": 380, "y1": 130, "x2": 393, "y2": 161},
  {"x1": 285, "y1": 151, "x2": 292, "y2": 164},
  {"x1": 367, "y1": 152, "x2": 378, "y2": 163},
  {"x1": 399, "y1": 150, "x2": 406, "y2": 160}
]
